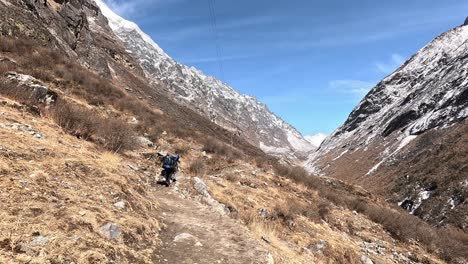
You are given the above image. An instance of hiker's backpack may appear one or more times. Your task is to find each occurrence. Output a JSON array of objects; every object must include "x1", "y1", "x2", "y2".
[{"x1": 162, "y1": 155, "x2": 178, "y2": 169}]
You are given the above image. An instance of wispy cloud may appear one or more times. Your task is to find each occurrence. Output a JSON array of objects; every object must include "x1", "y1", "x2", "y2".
[
  {"x1": 329, "y1": 80, "x2": 376, "y2": 97},
  {"x1": 103, "y1": 0, "x2": 181, "y2": 18},
  {"x1": 103, "y1": 0, "x2": 138, "y2": 17},
  {"x1": 157, "y1": 16, "x2": 275, "y2": 42},
  {"x1": 375, "y1": 53, "x2": 406, "y2": 74},
  {"x1": 266, "y1": 4, "x2": 467, "y2": 50},
  {"x1": 183, "y1": 54, "x2": 253, "y2": 64},
  {"x1": 261, "y1": 94, "x2": 305, "y2": 105}
]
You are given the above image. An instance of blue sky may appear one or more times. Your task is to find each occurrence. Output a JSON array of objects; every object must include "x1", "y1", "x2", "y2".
[{"x1": 103, "y1": 0, "x2": 468, "y2": 135}]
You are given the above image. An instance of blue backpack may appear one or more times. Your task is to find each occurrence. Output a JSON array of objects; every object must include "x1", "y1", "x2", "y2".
[{"x1": 163, "y1": 155, "x2": 179, "y2": 169}]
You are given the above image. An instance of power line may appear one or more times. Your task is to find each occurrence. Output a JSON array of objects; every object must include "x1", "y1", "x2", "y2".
[
  {"x1": 207, "y1": 0, "x2": 239, "y2": 146},
  {"x1": 207, "y1": 0, "x2": 225, "y2": 81}
]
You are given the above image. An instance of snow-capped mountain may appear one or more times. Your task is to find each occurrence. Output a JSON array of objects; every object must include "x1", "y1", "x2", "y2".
[
  {"x1": 306, "y1": 23, "x2": 468, "y2": 172},
  {"x1": 305, "y1": 21, "x2": 468, "y2": 228},
  {"x1": 305, "y1": 133, "x2": 327, "y2": 148},
  {"x1": 94, "y1": 0, "x2": 314, "y2": 158}
]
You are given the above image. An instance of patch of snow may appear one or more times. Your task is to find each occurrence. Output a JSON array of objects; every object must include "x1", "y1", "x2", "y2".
[
  {"x1": 259, "y1": 142, "x2": 289, "y2": 155},
  {"x1": 332, "y1": 150, "x2": 348, "y2": 161},
  {"x1": 287, "y1": 130, "x2": 314, "y2": 153},
  {"x1": 394, "y1": 135, "x2": 417, "y2": 154},
  {"x1": 411, "y1": 189, "x2": 434, "y2": 214},
  {"x1": 447, "y1": 197, "x2": 457, "y2": 209},
  {"x1": 305, "y1": 133, "x2": 327, "y2": 148},
  {"x1": 366, "y1": 160, "x2": 384, "y2": 175}
]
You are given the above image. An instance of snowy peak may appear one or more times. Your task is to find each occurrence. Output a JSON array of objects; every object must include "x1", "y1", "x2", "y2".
[
  {"x1": 94, "y1": 0, "x2": 314, "y2": 158},
  {"x1": 305, "y1": 133, "x2": 327, "y2": 148}
]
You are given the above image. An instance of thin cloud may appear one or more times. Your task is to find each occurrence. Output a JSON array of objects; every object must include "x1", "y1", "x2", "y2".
[
  {"x1": 261, "y1": 94, "x2": 304, "y2": 105},
  {"x1": 375, "y1": 53, "x2": 406, "y2": 74},
  {"x1": 103, "y1": 0, "x2": 181, "y2": 18},
  {"x1": 266, "y1": 3, "x2": 466, "y2": 50},
  {"x1": 159, "y1": 16, "x2": 275, "y2": 42},
  {"x1": 329, "y1": 80, "x2": 376, "y2": 97},
  {"x1": 183, "y1": 54, "x2": 253, "y2": 64},
  {"x1": 103, "y1": 0, "x2": 138, "y2": 17}
]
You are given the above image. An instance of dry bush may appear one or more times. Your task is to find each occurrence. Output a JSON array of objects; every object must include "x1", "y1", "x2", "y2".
[
  {"x1": 97, "y1": 120, "x2": 135, "y2": 152},
  {"x1": 203, "y1": 137, "x2": 243, "y2": 160},
  {"x1": 0, "y1": 62, "x2": 15, "y2": 76},
  {"x1": 0, "y1": 37, "x2": 35, "y2": 54},
  {"x1": 174, "y1": 144, "x2": 190, "y2": 155},
  {"x1": 188, "y1": 159, "x2": 206, "y2": 175},
  {"x1": 50, "y1": 100, "x2": 134, "y2": 152},
  {"x1": 270, "y1": 199, "x2": 312, "y2": 226},
  {"x1": 50, "y1": 100, "x2": 97, "y2": 140},
  {"x1": 272, "y1": 161, "x2": 468, "y2": 261},
  {"x1": 254, "y1": 156, "x2": 271, "y2": 170},
  {"x1": 203, "y1": 139, "x2": 226, "y2": 154},
  {"x1": 318, "y1": 201, "x2": 331, "y2": 221},
  {"x1": 271, "y1": 203, "x2": 296, "y2": 223},
  {"x1": 225, "y1": 173, "x2": 240, "y2": 183}
]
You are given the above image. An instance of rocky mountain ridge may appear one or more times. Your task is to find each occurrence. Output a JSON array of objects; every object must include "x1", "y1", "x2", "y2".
[
  {"x1": 305, "y1": 21, "x2": 468, "y2": 229},
  {"x1": 94, "y1": 0, "x2": 314, "y2": 159}
]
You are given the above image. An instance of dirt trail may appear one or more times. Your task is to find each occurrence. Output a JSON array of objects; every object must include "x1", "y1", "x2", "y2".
[{"x1": 152, "y1": 178, "x2": 272, "y2": 264}]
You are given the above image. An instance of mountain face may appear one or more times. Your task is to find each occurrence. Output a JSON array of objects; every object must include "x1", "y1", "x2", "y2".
[
  {"x1": 0, "y1": 0, "x2": 270, "y2": 159},
  {"x1": 306, "y1": 23, "x2": 468, "y2": 229},
  {"x1": 94, "y1": 0, "x2": 314, "y2": 159}
]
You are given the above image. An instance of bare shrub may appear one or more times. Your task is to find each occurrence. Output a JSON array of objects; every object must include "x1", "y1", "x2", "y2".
[
  {"x1": 188, "y1": 159, "x2": 206, "y2": 175},
  {"x1": 225, "y1": 173, "x2": 240, "y2": 183},
  {"x1": 203, "y1": 137, "x2": 243, "y2": 160},
  {"x1": 0, "y1": 63, "x2": 15, "y2": 76},
  {"x1": 50, "y1": 100, "x2": 97, "y2": 140},
  {"x1": 0, "y1": 37, "x2": 35, "y2": 54},
  {"x1": 174, "y1": 144, "x2": 190, "y2": 155},
  {"x1": 50, "y1": 100, "x2": 134, "y2": 152},
  {"x1": 97, "y1": 120, "x2": 135, "y2": 152},
  {"x1": 318, "y1": 201, "x2": 331, "y2": 221}
]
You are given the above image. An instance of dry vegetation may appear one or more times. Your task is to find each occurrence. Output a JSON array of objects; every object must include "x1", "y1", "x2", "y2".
[{"x1": 269, "y1": 163, "x2": 468, "y2": 262}]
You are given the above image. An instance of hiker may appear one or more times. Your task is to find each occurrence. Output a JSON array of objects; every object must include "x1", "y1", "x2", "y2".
[{"x1": 159, "y1": 153, "x2": 180, "y2": 187}]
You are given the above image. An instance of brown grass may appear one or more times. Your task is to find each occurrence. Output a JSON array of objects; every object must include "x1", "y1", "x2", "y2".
[
  {"x1": 188, "y1": 159, "x2": 206, "y2": 175},
  {"x1": 50, "y1": 100, "x2": 135, "y2": 152},
  {"x1": 174, "y1": 144, "x2": 190, "y2": 155}
]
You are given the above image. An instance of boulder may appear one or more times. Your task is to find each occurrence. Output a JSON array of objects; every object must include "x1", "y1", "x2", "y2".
[
  {"x1": 30, "y1": 235, "x2": 49, "y2": 247},
  {"x1": 6, "y1": 72, "x2": 57, "y2": 104},
  {"x1": 114, "y1": 200, "x2": 125, "y2": 210},
  {"x1": 135, "y1": 136, "x2": 154, "y2": 147},
  {"x1": 309, "y1": 239, "x2": 327, "y2": 253},
  {"x1": 258, "y1": 208, "x2": 269, "y2": 219},
  {"x1": 173, "y1": 233, "x2": 196, "y2": 242},
  {"x1": 192, "y1": 177, "x2": 230, "y2": 215},
  {"x1": 361, "y1": 255, "x2": 374, "y2": 264},
  {"x1": 100, "y1": 223, "x2": 121, "y2": 239}
]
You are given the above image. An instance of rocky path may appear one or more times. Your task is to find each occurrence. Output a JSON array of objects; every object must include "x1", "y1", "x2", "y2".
[{"x1": 152, "y1": 178, "x2": 273, "y2": 264}]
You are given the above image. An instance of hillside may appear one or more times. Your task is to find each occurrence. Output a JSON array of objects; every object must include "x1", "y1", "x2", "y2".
[{"x1": 305, "y1": 22, "x2": 468, "y2": 230}]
